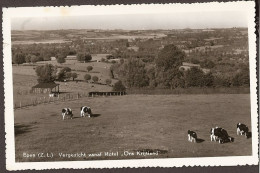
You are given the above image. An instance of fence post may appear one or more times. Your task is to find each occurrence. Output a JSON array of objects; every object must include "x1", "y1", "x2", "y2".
[{"x1": 20, "y1": 101, "x2": 22, "y2": 109}]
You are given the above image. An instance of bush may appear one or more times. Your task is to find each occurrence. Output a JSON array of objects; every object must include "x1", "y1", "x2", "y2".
[
  {"x1": 87, "y1": 66, "x2": 93, "y2": 72},
  {"x1": 13, "y1": 53, "x2": 25, "y2": 65},
  {"x1": 113, "y1": 80, "x2": 126, "y2": 91},
  {"x1": 56, "y1": 54, "x2": 66, "y2": 64},
  {"x1": 92, "y1": 76, "x2": 99, "y2": 83},
  {"x1": 30, "y1": 55, "x2": 39, "y2": 63},
  {"x1": 105, "y1": 79, "x2": 112, "y2": 85},
  {"x1": 84, "y1": 74, "x2": 91, "y2": 81}
]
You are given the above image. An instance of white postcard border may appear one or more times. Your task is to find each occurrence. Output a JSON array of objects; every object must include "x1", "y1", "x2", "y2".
[{"x1": 3, "y1": 1, "x2": 258, "y2": 170}]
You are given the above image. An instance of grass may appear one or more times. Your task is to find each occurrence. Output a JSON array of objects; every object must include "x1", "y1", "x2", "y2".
[
  {"x1": 14, "y1": 94, "x2": 252, "y2": 162},
  {"x1": 12, "y1": 58, "x2": 115, "y2": 108},
  {"x1": 127, "y1": 87, "x2": 250, "y2": 95}
]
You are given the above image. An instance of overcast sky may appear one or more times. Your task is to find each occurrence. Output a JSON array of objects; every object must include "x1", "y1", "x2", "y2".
[{"x1": 10, "y1": 4, "x2": 249, "y2": 30}]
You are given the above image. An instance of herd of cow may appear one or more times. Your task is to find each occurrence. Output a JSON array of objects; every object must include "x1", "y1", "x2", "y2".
[
  {"x1": 188, "y1": 123, "x2": 250, "y2": 144},
  {"x1": 61, "y1": 106, "x2": 92, "y2": 120},
  {"x1": 61, "y1": 107, "x2": 250, "y2": 144}
]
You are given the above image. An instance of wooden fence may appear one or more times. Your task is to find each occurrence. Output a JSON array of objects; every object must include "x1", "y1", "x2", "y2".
[{"x1": 88, "y1": 91, "x2": 127, "y2": 97}]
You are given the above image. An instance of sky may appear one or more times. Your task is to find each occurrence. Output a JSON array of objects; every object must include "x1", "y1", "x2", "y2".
[{"x1": 9, "y1": 3, "x2": 250, "y2": 30}]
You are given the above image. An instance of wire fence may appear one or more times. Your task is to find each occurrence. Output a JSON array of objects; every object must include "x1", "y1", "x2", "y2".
[{"x1": 14, "y1": 91, "x2": 126, "y2": 110}]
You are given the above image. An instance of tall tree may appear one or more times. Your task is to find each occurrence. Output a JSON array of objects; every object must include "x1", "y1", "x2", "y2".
[
  {"x1": 117, "y1": 58, "x2": 149, "y2": 88},
  {"x1": 155, "y1": 44, "x2": 185, "y2": 89},
  {"x1": 35, "y1": 64, "x2": 57, "y2": 83}
]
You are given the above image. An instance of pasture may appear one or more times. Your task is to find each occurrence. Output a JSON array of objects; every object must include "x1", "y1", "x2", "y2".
[
  {"x1": 12, "y1": 57, "x2": 115, "y2": 108},
  {"x1": 14, "y1": 94, "x2": 252, "y2": 162}
]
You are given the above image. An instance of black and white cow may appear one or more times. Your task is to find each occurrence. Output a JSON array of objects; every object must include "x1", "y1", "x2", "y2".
[
  {"x1": 61, "y1": 108, "x2": 73, "y2": 120},
  {"x1": 237, "y1": 123, "x2": 250, "y2": 138},
  {"x1": 187, "y1": 130, "x2": 197, "y2": 143},
  {"x1": 210, "y1": 127, "x2": 232, "y2": 144},
  {"x1": 80, "y1": 106, "x2": 92, "y2": 118}
]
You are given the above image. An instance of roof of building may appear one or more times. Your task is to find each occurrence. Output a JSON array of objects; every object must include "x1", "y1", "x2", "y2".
[{"x1": 32, "y1": 82, "x2": 59, "y2": 89}]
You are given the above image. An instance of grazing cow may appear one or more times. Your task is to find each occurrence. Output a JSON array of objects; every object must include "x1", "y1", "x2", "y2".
[
  {"x1": 61, "y1": 108, "x2": 73, "y2": 120},
  {"x1": 80, "y1": 106, "x2": 92, "y2": 118},
  {"x1": 237, "y1": 123, "x2": 250, "y2": 138},
  {"x1": 210, "y1": 127, "x2": 232, "y2": 144},
  {"x1": 188, "y1": 130, "x2": 197, "y2": 143}
]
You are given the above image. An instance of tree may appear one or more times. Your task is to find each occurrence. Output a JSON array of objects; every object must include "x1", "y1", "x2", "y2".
[
  {"x1": 155, "y1": 44, "x2": 185, "y2": 71},
  {"x1": 85, "y1": 54, "x2": 92, "y2": 62},
  {"x1": 71, "y1": 73, "x2": 78, "y2": 81},
  {"x1": 30, "y1": 55, "x2": 39, "y2": 64},
  {"x1": 92, "y1": 76, "x2": 99, "y2": 83},
  {"x1": 25, "y1": 54, "x2": 32, "y2": 63},
  {"x1": 232, "y1": 66, "x2": 250, "y2": 86},
  {"x1": 56, "y1": 54, "x2": 66, "y2": 64},
  {"x1": 184, "y1": 67, "x2": 214, "y2": 87},
  {"x1": 35, "y1": 64, "x2": 57, "y2": 83},
  {"x1": 87, "y1": 66, "x2": 93, "y2": 72},
  {"x1": 65, "y1": 72, "x2": 72, "y2": 79},
  {"x1": 84, "y1": 74, "x2": 91, "y2": 81},
  {"x1": 77, "y1": 53, "x2": 92, "y2": 63},
  {"x1": 155, "y1": 44, "x2": 185, "y2": 89},
  {"x1": 13, "y1": 53, "x2": 25, "y2": 65},
  {"x1": 113, "y1": 80, "x2": 126, "y2": 91},
  {"x1": 105, "y1": 79, "x2": 112, "y2": 85},
  {"x1": 116, "y1": 58, "x2": 149, "y2": 88},
  {"x1": 57, "y1": 67, "x2": 72, "y2": 81}
]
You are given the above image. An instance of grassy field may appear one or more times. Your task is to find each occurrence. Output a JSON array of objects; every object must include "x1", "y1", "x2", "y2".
[
  {"x1": 12, "y1": 57, "x2": 115, "y2": 108},
  {"x1": 12, "y1": 73, "x2": 113, "y2": 108},
  {"x1": 14, "y1": 94, "x2": 252, "y2": 162}
]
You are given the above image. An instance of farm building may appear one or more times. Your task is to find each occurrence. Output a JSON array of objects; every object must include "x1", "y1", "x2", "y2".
[
  {"x1": 51, "y1": 57, "x2": 56, "y2": 61},
  {"x1": 66, "y1": 55, "x2": 77, "y2": 60},
  {"x1": 179, "y1": 62, "x2": 210, "y2": 74},
  {"x1": 179, "y1": 62, "x2": 200, "y2": 71},
  {"x1": 32, "y1": 82, "x2": 60, "y2": 94}
]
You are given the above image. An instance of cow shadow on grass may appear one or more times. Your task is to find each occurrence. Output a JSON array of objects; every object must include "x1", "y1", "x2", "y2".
[
  {"x1": 70, "y1": 114, "x2": 101, "y2": 119},
  {"x1": 14, "y1": 123, "x2": 35, "y2": 136},
  {"x1": 196, "y1": 138, "x2": 205, "y2": 143},
  {"x1": 91, "y1": 114, "x2": 101, "y2": 118},
  {"x1": 246, "y1": 132, "x2": 252, "y2": 139}
]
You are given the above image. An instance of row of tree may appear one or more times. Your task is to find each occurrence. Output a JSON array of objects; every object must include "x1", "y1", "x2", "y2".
[
  {"x1": 34, "y1": 63, "x2": 126, "y2": 91},
  {"x1": 12, "y1": 51, "x2": 93, "y2": 65},
  {"x1": 35, "y1": 65, "x2": 78, "y2": 83},
  {"x1": 110, "y1": 44, "x2": 250, "y2": 89}
]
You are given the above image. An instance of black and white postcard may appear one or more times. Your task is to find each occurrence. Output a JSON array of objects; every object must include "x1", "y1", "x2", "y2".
[{"x1": 3, "y1": 1, "x2": 258, "y2": 170}]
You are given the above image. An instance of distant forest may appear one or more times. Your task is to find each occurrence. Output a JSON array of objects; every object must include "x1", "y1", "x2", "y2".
[{"x1": 11, "y1": 28, "x2": 250, "y2": 89}]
